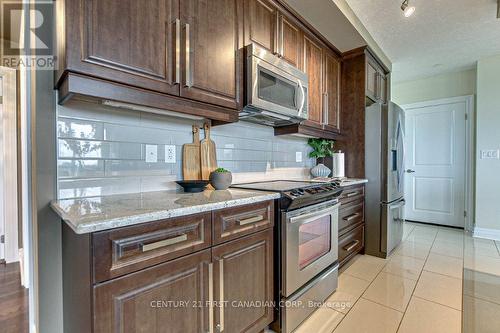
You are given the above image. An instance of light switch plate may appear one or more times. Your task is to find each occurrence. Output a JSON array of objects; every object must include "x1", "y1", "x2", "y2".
[
  {"x1": 165, "y1": 145, "x2": 176, "y2": 163},
  {"x1": 296, "y1": 152, "x2": 303, "y2": 163},
  {"x1": 480, "y1": 149, "x2": 499, "y2": 159},
  {"x1": 145, "y1": 145, "x2": 158, "y2": 163}
]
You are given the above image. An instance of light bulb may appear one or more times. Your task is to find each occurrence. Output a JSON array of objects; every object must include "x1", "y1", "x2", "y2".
[{"x1": 404, "y1": 6, "x2": 415, "y2": 17}]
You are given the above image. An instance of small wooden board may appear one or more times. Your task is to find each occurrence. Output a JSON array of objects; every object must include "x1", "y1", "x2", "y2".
[
  {"x1": 182, "y1": 125, "x2": 201, "y2": 180},
  {"x1": 200, "y1": 123, "x2": 217, "y2": 180}
]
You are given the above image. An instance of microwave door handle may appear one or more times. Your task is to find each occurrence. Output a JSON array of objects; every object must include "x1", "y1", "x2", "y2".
[{"x1": 297, "y1": 80, "x2": 305, "y2": 116}]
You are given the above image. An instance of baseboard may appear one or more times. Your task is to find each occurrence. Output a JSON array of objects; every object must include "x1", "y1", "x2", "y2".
[{"x1": 473, "y1": 227, "x2": 500, "y2": 241}]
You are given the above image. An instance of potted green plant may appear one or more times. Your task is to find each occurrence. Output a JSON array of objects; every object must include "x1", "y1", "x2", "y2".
[
  {"x1": 209, "y1": 167, "x2": 233, "y2": 190},
  {"x1": 307, "y1": 138, "x2": 334, "y2": 178}
]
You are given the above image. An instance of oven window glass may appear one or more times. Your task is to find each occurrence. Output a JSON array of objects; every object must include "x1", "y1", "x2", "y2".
[
  {"x1": 258, "y1": 68, "x2": 297, "y2": 109},
  {"x1": 298, "y1": 215, "x2": 331, "y2": 270}
]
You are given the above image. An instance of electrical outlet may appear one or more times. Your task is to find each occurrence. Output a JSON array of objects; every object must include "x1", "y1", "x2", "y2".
[
  {"x1": 145, "y1": 145, "x2": 158, "y2": 163},
  {"x1": 165, "y1": 145, "x2": 176, "y2": 163},
  {"x1": 296, "y1": 151, "x2": 303, "y2": 163},
  {"x1": 480, "y1": 149, "x2": 499, "y2": 159}
]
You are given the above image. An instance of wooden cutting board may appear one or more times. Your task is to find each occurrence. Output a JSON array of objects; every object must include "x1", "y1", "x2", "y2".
[
  {"x1": 182, "y1": 125, "x2": 201, "y2": 180},
  {"x1": 200, "y1": 123, "x2": 217, "y2": 180}
]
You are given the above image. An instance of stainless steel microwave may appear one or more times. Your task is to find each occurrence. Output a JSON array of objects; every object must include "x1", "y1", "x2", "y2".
[{"x1": 240, "y1": 44, "x2": 309, "y2": 127}]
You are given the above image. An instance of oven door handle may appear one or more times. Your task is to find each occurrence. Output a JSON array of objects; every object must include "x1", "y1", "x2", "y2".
[{"x1": 288, "y1": 203, "x2": 340, "y2": 224}]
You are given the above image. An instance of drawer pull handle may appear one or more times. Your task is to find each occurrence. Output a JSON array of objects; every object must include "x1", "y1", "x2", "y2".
[
  {"x1": 141, "y1": 234, "x2": 188, "y2": 252},
  {"x1": 343, "y1": 213, "x2": 360, "y2": 221},
  {"x1": 346, "y1": 191, "x2": 359, "y2": 198},
  {"x1": 343, "y1": 240, "x2": 360, "y2": 252},
  {"x1": 237, "y1": 215, "x2": 264, "y2": 225}
]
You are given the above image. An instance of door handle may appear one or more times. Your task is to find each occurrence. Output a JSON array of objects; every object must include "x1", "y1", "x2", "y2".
[
  {"x1": 174, "y1": 18, "x2": 181, "y2": 84},
  {"x1": 406, "y1": 169, "x2": 415, "y2": 173},
  {"x1": 185, "y1": 23, "x2": 192, "y2": 87},
  {"x1": 208, "y1": 262, "x2": 214, "y2": 333},
  {"x1": 216, "y1": 259, "x2": 225, "y2": 333},
  {"x1": 343, "y1": 240, "x2": 360, "y2": 252}
]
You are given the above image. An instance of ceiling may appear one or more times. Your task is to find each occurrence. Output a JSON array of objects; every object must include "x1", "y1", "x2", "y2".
[
  {"x1": 283, "y1": 0, "x2": 366, "y2": 52},
  {"x1": 345, "y1": 0, "x2": 500, "y2": 82}
]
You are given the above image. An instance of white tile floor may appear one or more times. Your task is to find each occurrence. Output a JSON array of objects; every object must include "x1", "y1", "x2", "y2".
[{"x1": 295, "y1": 222, "x2": 469, "y2": 333}]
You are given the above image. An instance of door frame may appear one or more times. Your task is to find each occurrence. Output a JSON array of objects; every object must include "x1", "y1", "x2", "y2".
[
  {"x1": 401, "y1": 95, "x2": 475, "y2": 231},
  {"x1": 0, "y1": 66, "x2": 19, "y2": 263}
]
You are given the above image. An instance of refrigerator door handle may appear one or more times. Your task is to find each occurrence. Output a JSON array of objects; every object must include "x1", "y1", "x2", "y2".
[{"x1": 389, "y1": 200, "x2": 405, "y2": 210}]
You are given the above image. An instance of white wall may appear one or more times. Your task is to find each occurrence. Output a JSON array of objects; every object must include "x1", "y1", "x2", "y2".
[
  {"x1": 475, "y1": 55, "x2": 500, "y2": 233},
  {"x1": 392, "y1": 69, "x2": 477, "y2": 105}
]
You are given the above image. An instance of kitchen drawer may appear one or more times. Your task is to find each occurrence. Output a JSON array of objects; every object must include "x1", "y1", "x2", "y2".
[
  {"x1": 213, "y1": 200, "x2": 274, "y2": 245},
  {"x1": 93, "y1": 212, "x2": 211, "y2": 283},
  {"x1": 338, "y1": 224, "x2": 364, "y2": 265},
  {"x1": 339, "y1": 199, "x2": 364, "y2": 234},
  {"x1": 339, "y1": 185, "x2": 365, "y2": 205}
]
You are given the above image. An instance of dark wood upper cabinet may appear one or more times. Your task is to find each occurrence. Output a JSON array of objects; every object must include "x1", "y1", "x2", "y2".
[
  {"x1": 212, "y1": 229, "x2": 274, "y2": 333},
  {"x1": 244, "y1": 0, "x2": 279, "y2": 53},
  {"x1": 94, "y1": 249, "x2": 211, "y2": 333},
  {"x1": 64, "y1": 0, "x2": 180, "y2": 95},
  {"x1": 380, "y1": 74, "x2": 388, "y2": 104},
  {"x1": 278, "y1": 14, "x2": 303, "y2": 69},
  {"x1": 56, "y1": 0, "x2": 242, "y2": 123},
  {"x1": 366, "y1": 59, "x2": 378, "y2": 102},
  {"x1": 180, "y1": 0, "x2": 243, "y2": 109},
  {"x1": 323, "y1": 50, "x2": 341, "y2": 132},
  {"x1": 303, "y1": 34, "x2": 324, "y2": 126},
  {"x1": 365, "y1": 53, "x2": 388, "y2": 104}
]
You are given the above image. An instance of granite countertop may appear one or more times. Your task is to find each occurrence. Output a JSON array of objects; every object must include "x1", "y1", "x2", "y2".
[{"x1": 51, "y1": 189, "x2": 280, "y2": 234}]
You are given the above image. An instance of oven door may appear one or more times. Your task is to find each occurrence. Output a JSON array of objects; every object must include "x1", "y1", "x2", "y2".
[
  {"x1": 282, "y1": 200, "x2": 339, "y2": 297},
  {"x1": 248, "y1": 54, "x2": 308, "y2": 120}
]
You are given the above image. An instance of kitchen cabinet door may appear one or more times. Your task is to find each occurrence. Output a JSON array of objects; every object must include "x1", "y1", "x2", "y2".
[
  {"x1": 366, "y1": 59, "x2": 379, "y2": 101},
  {"x1": 278, "y1": 14, "x2": 303, "y2": 69},
  {"x1": 380, "y1": 74, "x2": 388, "y2": 104},
  {"x1": 323, "y1": 50, "x2": 341, "y2": 132},
  {"x1": 66, "y1": 0, "x2": 180, "y2": 95},
  {"x1": 244, "y1": 0, "x2": 279, "y2": 54},
  {"x1": 303, "y1": 34, "x2": 324, "y2": 126},
  {"x1": 180, "y1": 0, "x2": 243, "y2": 109},
  {"x1": 93, "y1": 249, "x2": 211, "y2": 333},
  {"x1": 212, "y1": 229, "x2": 274, "y2": 333}
]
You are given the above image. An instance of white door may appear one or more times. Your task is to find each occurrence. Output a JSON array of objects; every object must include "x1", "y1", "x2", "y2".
[
  {"x1": 0, "y1": 76, "x2": 4, "y2": 261},
  {"x1": 404, "y1": 100, "x2": 466, "y2": 227}
]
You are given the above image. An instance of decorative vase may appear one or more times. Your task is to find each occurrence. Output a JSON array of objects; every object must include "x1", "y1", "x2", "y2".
[
  {"x1": 209, "y1": 171, "x2": 232, "y2": 190},
  {"x1": 311, "y1": 163, "x2": 331, "y2": 178}
]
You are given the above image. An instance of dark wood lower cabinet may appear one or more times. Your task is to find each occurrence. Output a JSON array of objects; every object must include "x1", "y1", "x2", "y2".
[
  {"x1": 62, "y1": 202, "x2": 275, "y2": 333},
  {"x1": 212, "y1": 229, "x2": 274, "y2": 333},
  {"x1": 338, "y1": 185, "x2": 366, "y2": 267},
  {"x1": 94, "y1": 250, "x2": 211, "y2": 333}
]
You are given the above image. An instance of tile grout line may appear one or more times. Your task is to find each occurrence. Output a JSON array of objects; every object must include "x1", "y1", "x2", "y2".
[
  {"x1": 411, "y1": 294, "x2": 462, "y2": 312},
  {"x1": 395, "y1": 227, "x2": 439, "y2": 333}
]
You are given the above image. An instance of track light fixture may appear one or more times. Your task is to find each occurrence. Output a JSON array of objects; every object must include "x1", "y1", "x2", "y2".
[{"x1": 401, "y1": 0, "x2": 415, "y2": 17}]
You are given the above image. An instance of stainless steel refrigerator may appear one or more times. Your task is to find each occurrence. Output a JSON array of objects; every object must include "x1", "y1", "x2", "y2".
[{"x1": 365, "y1": 101, "x2": 406, "y2": 258}]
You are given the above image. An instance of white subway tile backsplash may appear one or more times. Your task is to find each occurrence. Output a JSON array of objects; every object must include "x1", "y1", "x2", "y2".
[
  {"x1": 57, "y1": 100, "x2": 314, "y2": 199},
  {"x1": 58, "y1": 160, "x2": 105, "y2": 179}
]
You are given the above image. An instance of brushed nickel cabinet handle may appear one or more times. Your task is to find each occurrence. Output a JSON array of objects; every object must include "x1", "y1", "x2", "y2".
[
  {"x1": 275, "y1": 13, "x2": 280, "y2": 55},
  {"x1": 218, "y1": 259, "x2": 225, "y2": 332},
  {"x1": 343, "y1": 213, "x2": 360, "y2": 222},
  {"x1": 346, "y1": 191, "x2": 359, "y2": 198},
  {"x1": 343, "y1": 240, "x2": 360, "y2": 252},
  {"x1": 185, "y1": 23, "x2": 192, "y2": 87},
  {"x1": 280, "y1": 17, "x2": 284, "y2": 56},
  {"x1": 208, "y1": 262, "x2": 214, "y2": 333},
  {"x1": 141, "y1": 234, "x2": 187, "y2": 252},
  {"x1": 174, "y1": 18, "x2": 181, "y2": 84},
  {"x1": 237, "y1": 215, "x2": 264, "y2": 225}
]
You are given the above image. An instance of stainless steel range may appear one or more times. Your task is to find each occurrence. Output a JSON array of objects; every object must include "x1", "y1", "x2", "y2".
[{"x1": 231, "y1": 180, "x2": 343, "y2": 333}]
